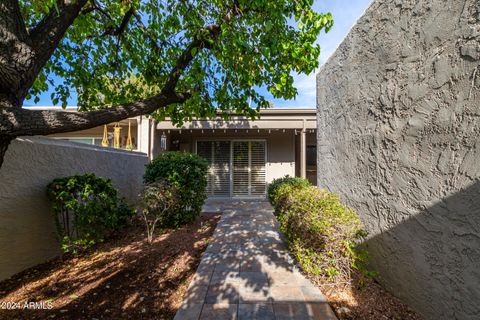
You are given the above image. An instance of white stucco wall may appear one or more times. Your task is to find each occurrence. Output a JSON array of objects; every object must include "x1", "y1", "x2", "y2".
[{"x1": 0, "y1": 137, "x2": 148, "y2": 281}]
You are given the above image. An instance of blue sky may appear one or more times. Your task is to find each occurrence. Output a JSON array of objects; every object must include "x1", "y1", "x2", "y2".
[
  {"x1": 264, "y1": 0, "x2": 373, "y2": 108},
  {"x1": 25, "y1": 0, "x2": 373, "y2": 108}
]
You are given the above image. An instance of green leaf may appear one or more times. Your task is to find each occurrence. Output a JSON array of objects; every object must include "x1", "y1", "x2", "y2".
[{"x1": 21, "y1": 0, "x2": 331, "y2": 124}]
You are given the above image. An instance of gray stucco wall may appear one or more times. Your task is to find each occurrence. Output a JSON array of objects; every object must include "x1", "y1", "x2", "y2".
[
  {"x1": 0, "y1": 137, "x2": 148, "y2": 281},
  {"x1": 317, "y1": 0, "x2": 480, "y2": 319}
]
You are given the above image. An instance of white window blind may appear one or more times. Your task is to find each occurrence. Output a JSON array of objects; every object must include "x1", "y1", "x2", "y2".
[{"x1": 197, "y1": 140, "x2": 266, "y2": 197}]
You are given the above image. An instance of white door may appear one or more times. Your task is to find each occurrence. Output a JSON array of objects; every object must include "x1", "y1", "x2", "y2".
[
  {"x1": 197, "y1": 141, "x2": 231, "y2": 197},
  {"x1": 197, "y1": 140, "x2": 266, "y2": 198}
]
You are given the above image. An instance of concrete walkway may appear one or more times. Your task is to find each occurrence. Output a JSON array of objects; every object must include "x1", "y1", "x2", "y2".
[{"x1": 174, "y1": 200, "x2": 337, "y2": 320}]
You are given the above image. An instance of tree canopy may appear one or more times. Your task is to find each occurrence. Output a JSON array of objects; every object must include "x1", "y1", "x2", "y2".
[{"x1": 0, "y1": 0, "x2": 332, "y2": 165}]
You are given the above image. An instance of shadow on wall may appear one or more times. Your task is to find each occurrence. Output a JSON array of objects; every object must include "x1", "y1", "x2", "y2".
[
  {"x1": 0, "y1": 137, "x2": 148, "y2": 282},
  {"x1": 363, "y1": 181, "x2": 480, "y2": 320}
]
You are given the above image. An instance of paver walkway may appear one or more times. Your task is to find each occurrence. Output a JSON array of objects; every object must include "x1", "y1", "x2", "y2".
[{"x1": 174, "y1": 200, "x2": 337, "y2": 320}]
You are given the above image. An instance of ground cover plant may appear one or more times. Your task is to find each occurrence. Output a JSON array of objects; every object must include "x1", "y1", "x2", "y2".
[
  {"x1": 144, "y1": 152, "x2": 208, "y2": 227},
  {"x1": 47, "y1": 173, "x2": 134, "y2": 254}
]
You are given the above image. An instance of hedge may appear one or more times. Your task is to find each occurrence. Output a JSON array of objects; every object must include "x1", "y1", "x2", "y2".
[
  {"x1": 143, "y1": 151, "x2": 208, "y2": 226},
  {"x1": 268, "y1": 176, "x2": 372, "y2": 285},
  {"x1": 47, "y1": 173, "x2": 134, "y2": 254}
]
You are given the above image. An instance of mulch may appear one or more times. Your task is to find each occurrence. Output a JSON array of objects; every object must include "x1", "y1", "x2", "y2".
[
  {"x1": 315, "y1": 271, "x2": 422, "y2": 320},
  {"x1": 0, "y1": 211, "x2": 422, "y2": 320},
  {"x1": 0, "y1": 213, "x2": 220, "y2": 320}
]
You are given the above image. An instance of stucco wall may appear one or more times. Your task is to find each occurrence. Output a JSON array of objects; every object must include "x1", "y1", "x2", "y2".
[
  {"x1": 266, "y1": 131, "x2": 296, "y2": 183},
  {"x1": 317, "y1": 0, "x2": 480, "y2": 319},
  {"x1": 0, "y1": 137, "x2": 148, "y2": 281}
]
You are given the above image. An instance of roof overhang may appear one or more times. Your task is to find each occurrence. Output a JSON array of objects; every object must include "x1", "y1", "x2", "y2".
[{"x1": 156, "y1": 108, "x2": 317, "y2": 130}]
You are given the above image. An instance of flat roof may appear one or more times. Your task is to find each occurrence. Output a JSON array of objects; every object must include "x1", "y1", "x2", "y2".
[
  {"x1": 256, "y1": 108, "x2": 316, "y2": 114},
  {"x1": 157, "y1": 108, "x2": 317, "y2": 130}
]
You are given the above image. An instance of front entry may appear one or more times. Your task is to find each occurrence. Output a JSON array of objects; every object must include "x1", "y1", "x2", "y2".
[{"x1": 196, "y1": 140, "x2": 266, "y2": 198}]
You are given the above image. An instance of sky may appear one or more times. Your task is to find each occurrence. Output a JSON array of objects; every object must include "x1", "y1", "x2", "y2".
[
  {"x1": 25, "y1": 0, "x2": 373, "y2": 108},
  {"x1": 263, "y1": 0, "x2": 373, "y2": 108}
]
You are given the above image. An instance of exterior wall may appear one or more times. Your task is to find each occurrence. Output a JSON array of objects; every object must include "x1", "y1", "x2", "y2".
[
  {"x1": 166, "y1": 130, "x2": 296, "y2": 185},
  {"x1": 316, "y1": 0, "x2": 480, "y2": 319},
  {"x1": 0, "y1": 137, "x2": 148, "y2": 281},
  {"x1": 265, "y1": 131, "x2": 296, "y2": 183},
  {"x1": 137, "y1": 116, "x2": 153, "y2": 157}
]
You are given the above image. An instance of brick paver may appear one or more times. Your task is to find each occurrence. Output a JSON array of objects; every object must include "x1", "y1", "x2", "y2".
[{"x1": 174, "y1": 200, "x2": 337, "y2": 320}]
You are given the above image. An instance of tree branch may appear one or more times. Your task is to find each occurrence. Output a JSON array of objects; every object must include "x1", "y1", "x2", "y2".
[
  {"x1": 1, "y1": 92, "x2": 190, "y2": 137},
  {"x1": 162, "y1": 24, "x2": 221, "y2": 93},
  {"x1": 1, "y1": 16, "x2": 223, "y2": 137},
  {"x1": 102, "y1": 7, "x2": 135, "y2": 37},
  {"x1": 1, "y1": 18, "x2": 224, "y2": 136},
  {"x1": 0, "y1": 0, "x2": 28, "y2": 41},
  {"x1": 0, "y1": 2, "x2": 243, "y2": 137}
]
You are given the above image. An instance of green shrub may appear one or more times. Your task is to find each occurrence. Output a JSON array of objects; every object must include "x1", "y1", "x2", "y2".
[
  {"x1": 267, "y1": 175, "x2": 311, "y2": 206},
  {"x1": 47, "y1": 174, "x2": 134, "y2": 254},
  {"x1": 144, "y1": 152, "x2": 208, "y2": 226},
  {"x1": 273, "y1": 184, "x2": 371, "y2": 285},
  {"x1": 140, "y1": 181, "x2": 180, "y2": 242}
]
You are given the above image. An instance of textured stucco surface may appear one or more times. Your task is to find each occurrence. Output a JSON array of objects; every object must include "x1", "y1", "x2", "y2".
[
  {"x1": 317, "y1": 0, "x2": 480, "y2": 319},
  {"x1": 0, "y1": 137, "x2": 147, "y2": 281}
]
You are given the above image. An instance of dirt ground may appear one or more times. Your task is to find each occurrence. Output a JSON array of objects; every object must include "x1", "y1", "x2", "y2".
[
  {"x1": 317, "y1": 271, "x2": 422, "y2": 320},
  {"x1": 0, "y1": 213, "x2": 219, "y2": 320},
  {"x1": 0, "y1": 211, "x2": 421, "y2": 320}
]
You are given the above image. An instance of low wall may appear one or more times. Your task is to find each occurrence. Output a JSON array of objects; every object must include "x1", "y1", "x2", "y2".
[
  {"x1": 317, "y1": 0, "x2": 480, "y2": 319},
  {"x1": 0, "y1": 137, "x2": 148, "y2": 281}
]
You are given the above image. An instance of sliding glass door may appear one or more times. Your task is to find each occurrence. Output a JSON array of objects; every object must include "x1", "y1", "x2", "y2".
[{"x1": 197, "y1": 140, "x2": 266, "y2": 197}]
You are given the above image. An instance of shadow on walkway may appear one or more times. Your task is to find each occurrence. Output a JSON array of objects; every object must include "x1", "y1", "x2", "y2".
[{"x1": 174, "y1": 199, "x2": 337, "y2": 320}]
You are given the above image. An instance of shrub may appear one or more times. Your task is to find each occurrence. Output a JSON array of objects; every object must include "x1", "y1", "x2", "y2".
[
  {"x1": 47, "y1": 174, "x2": 134, "y2": 254},
  {"x1": 267, "y1": 175, "x2": 311, "y2": 206},
  {"x1": 140, "y1": 181, "x2": 180, "y2": 242},
  {"x1": 144, "y1": 151, "x2": 208, "y2": 226},
  {"x1": 273, "y1": 183, "x2": 371, "y2": 286}
]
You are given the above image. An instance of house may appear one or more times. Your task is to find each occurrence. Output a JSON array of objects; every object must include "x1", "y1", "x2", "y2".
[
  {"x1": 28, "y1": 107, "x2": 317, "y2": 198},
  {"x1": 156, "y1": 108, "x2": 317, "y2": 198}
]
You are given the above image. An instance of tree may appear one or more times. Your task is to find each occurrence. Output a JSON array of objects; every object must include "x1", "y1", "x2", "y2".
[{"x1": 0, "y1": 0, "x2": 333, "y2": 168}]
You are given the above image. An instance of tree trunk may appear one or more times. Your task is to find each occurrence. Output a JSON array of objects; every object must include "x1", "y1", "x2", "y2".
[{"x1": 0, "y1": 135, "x2": 12, "y2": 170}]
